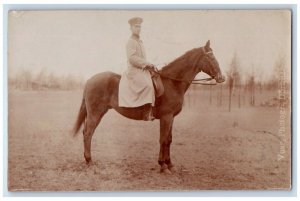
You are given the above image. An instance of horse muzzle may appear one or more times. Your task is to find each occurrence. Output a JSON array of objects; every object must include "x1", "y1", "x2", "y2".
[{"x1": 214, "y1": 74, "x2": 226, "y2": 83}]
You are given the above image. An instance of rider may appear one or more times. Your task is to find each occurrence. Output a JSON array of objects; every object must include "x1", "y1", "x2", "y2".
[{"x1": 119, "y1": 17, "x2": 156, "y2": 121}]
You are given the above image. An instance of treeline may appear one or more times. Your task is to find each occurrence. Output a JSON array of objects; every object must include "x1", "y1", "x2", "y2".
[
  {"x1": 225, "y1": 54, "x2": 290, "y2": 110},
  {"x1": 185, "y1": 54, "x2": 290, "y2": 110},
  {"x1": 9, "y1": 69, "x2": 85, "y2": 90}
]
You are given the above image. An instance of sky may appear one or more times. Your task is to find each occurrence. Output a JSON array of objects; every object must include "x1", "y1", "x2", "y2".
[{"x1": 8, "y1": 10, "x2": 291, "y2": 82}]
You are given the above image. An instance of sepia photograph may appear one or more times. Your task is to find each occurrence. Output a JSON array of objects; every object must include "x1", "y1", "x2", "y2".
[{"x1": 7, "y1": 9, "x2": 292, "y2": 191}]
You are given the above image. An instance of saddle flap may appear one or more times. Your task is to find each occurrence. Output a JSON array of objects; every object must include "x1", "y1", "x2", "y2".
[{"x1": 150, "y1": 71, "x2": 164, "y2": 97}]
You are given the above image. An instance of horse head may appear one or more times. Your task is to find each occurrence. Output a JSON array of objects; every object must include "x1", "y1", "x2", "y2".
[{"x1": 198, "y1": 40, "x2": 225, "y2": 83}]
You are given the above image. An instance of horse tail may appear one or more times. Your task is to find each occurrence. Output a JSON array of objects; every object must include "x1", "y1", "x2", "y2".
[{"x1": 73, "y1": 91, "x2": 87, "y2": 137}]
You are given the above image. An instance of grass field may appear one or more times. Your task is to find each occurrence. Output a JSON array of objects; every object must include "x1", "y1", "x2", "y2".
[{"x1": 8, "y1": 88, "x2": 291, "y2": 191}]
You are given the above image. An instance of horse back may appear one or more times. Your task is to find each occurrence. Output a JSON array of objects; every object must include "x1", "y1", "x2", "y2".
[{"x1": 85, "y1": 71, "x2": 121, "y2": 106}]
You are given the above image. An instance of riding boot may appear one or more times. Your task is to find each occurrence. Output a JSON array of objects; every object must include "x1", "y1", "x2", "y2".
[{"x1": 143, "y1": 104, "x2": 155, "y2": 121}]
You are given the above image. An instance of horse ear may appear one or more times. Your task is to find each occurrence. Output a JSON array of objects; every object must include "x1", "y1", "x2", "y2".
[{"x1": 205, "y1": 40, "x2": 210, "y2": 49}]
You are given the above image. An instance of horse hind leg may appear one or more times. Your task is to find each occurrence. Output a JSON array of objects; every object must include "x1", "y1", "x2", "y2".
[{"x1": 83, "y1": 107, "x2": 108, "y2": 164}]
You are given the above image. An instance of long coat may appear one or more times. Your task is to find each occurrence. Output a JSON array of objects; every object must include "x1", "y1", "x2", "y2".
[{"x1": 118, "y1": 35, "x2": 155, "y2": 107}]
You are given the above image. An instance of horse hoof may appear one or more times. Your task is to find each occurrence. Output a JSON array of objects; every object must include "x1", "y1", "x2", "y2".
[
  {"x1": 85, "y1": 157, "x2": 92, "y2": 165},
  {"x1": 161, "y1": 168, "x2": 172, "y2": 175},
  {"x1": 160, "y1": 164, "x2": 172, "y2": 174}
]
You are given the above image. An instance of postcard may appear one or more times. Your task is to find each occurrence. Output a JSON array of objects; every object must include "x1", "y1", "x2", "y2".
[{"x1": 7, "y1": 9, "x2": 291, "y2": 191}]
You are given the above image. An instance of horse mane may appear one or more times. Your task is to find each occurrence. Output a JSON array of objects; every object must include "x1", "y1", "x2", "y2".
[{"x1": 160, "y1": 47, "x2": 203, "y2": 74}]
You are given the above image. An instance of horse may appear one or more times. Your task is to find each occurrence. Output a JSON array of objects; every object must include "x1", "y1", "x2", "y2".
[{"x1": 72, "y1": 40, "x2": 225, "y2": 174}]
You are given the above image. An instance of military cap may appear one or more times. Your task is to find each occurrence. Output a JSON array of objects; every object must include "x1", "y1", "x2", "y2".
[{"x1": 128, "y1": 17, "x2": 143, "y2": 25}]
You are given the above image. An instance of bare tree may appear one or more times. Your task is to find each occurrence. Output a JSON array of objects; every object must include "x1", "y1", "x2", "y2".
[
  {"x1": 246, "y1": 65, "x2": 255, "y2": 106},
  {"x1": 268, "y1": 55, "x2": 287, "y2": 90},
  {"x1": 235, "y1": 71, "x2": 242, "y2": 108},
  {"x1": 209, "y1": 85, "x2": 212, "y2": 105},
  {"x1": 227, "y1": 53, "x2": 241, "y2": 111},
  {"x1": 16, "y1": 69, "x2": 33, "y2": 90},
  {"x1": 34, "y1": 68, "x2": 48, "y2": 87},
  {"x1": 219, "y1": 84, "x2": 223, "y2": 107},
  {"x1": 249, "y1": 75, "x2": 255, "y2": 106}
]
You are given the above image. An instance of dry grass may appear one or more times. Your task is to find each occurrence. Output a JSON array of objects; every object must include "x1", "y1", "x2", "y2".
[{"x1": 8, "y1": 89, "x2": 291, "y2": 191}]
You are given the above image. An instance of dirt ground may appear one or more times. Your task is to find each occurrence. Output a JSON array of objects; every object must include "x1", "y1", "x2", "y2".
[{"x1": 8, "y1": 89, "x2": 291, "y2": 191}]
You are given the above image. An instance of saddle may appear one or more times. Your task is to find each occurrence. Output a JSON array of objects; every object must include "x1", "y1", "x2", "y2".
[{"x1": 150, "y1": 70, "x2": 164, "y2": 97}]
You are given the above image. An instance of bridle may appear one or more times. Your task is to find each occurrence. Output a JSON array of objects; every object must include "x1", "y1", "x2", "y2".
[{"x1": 151, "y1": 47, "x2": 218, "y2": 85}]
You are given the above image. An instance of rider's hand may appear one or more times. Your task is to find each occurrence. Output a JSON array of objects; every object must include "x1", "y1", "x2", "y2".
[{"x1": 143, "y1": 64, "x2": 155, "y2": 71}]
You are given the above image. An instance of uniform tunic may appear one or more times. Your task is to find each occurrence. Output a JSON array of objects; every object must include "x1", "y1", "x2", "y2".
[{"x1": 118, "y1": 35, "x2": 155, "y2": 107}]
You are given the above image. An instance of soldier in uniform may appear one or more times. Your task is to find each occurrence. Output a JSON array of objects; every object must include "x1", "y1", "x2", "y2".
[{"x1": 119, "y1": 17, "x2": 156, "y2": 121}]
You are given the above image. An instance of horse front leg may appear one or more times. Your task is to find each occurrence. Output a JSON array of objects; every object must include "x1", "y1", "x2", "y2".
[
  {"x1": 165, "y1": 122, "x2": 174, "y2": 172},
  {"x1": 158, "y1": 114, "x2": 174, "y2": 174}
]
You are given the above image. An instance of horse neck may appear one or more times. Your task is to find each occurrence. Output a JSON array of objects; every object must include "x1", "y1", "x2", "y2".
[{"x1": 161, "y1": 56, "x2": 200, "y2": 93}]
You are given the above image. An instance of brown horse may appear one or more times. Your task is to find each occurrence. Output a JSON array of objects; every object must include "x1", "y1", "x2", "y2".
[{"x1": 72, "y1": 40, "x2": 225, "y2": 174}]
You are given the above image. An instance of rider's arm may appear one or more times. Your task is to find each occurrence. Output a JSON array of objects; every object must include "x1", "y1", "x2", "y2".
[{"x1": 126, "y1": 40, "x2": 151, "y2": 69}]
